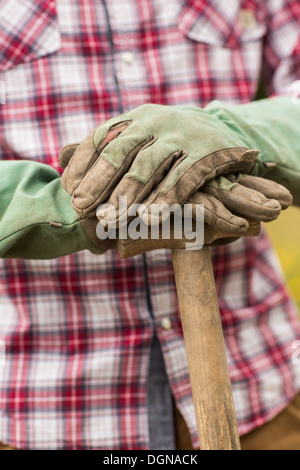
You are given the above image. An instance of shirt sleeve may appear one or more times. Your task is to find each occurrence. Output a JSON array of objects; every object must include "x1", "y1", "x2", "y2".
[{"x1": 262, "y1": 0, "x2": 300, "y2": 96}]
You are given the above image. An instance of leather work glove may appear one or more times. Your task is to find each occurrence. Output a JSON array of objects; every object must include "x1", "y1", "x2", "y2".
[
  {"x1": 61, "y1": 145, "x2": 292, "y2": 243},
  {"x1": 59, "y1": 96, "x2": 298, "y2": 230},
  {"x1": 0, "y1": 161, "x2": 291, "y2": 260},
  {"x1": 59, "y1": 104, "x2": 260, "y2": 226}
]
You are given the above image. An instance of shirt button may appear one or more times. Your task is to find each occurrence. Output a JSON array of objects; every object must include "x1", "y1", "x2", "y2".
[
  {"x1": 161, "y1": 317, "x2": 172, "y2": 330},
  {"x1": 121, "y1": 51, "x2": 135, "y2": 65},
  {"x1": 239, "y1": 10, "x2": 257, "y2": 29}
]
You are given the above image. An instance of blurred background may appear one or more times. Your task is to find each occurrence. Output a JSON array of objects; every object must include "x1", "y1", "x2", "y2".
[{"x1": 265, "y1": 206, "x2": 300, "y2": 312}]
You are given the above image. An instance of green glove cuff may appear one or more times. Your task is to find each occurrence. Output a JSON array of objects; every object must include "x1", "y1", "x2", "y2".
[
  {"x1": 0, "y1": 161, "x2": 104, "y2": 259},
  {"x1": 205, "y1": 96, "x2": 300, "y2": 205}
]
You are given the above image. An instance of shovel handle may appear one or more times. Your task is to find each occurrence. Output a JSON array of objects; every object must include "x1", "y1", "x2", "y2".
[
  {"x1": 116, "y1": 222, "x2": 256, "y2": 449},
  {"x1": 172, "y1": 246, "x2": 241, "y2": 450}
]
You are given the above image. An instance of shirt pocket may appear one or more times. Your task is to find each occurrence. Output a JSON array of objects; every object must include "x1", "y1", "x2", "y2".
[
  {"x1": 178, "y1": 0, "x2": 267, "y2": 49},
  {"x1": 0, "y1": 0, "x2": 61, "y2": 72}
]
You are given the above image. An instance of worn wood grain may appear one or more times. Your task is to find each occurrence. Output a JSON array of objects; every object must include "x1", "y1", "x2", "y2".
[
  {"x1": 172, "y1": 247, "x2": 241, "y2": 450},
  {"x1": 116, "y1": 222, "x2": 256, "y2": 449}
]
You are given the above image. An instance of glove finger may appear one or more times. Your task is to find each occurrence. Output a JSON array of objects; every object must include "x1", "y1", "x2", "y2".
[
  {"x1": 187, "y1": 191, "x2": 250, "y2": 235},
  {"x1": 203, "y1": 219, "x2": 260, "y2": 246},
  {"x1": 97, "y1": 140, "x2": 186, "y2": 227},
  {"x1": 59, "y1": 123, "x2": 129, "y2": 172},
  {"x1": 58, "y1": 143, "x2": 79, "y2": 170},
  {"x1": 60, "y1": 129, "x2": 99, "y2": 194},
  {"x1": 201, "y1": 177, "x2": 282, "y2": 222},
  {"x1": 227, "y1": 174, "x2": 293, "y2": 210},
  {"x1": 143, "y1": 148, "x2": 260, "y2": 214},
  {"x1": 63, "y1": 120, "x2": 154, "y2": 217}
]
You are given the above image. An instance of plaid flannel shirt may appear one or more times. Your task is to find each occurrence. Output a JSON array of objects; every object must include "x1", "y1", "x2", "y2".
[{"x1": 0, "y1": 0, "x2": 300, "y2": 449}]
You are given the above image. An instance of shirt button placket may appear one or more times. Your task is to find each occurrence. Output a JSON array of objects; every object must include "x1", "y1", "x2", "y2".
[
  {"x1": 121, "y1": 51, "x2": 135, "y2": 65},
  {"x1": 161, "y1": 317, "x2": 172, "y2": 331}
]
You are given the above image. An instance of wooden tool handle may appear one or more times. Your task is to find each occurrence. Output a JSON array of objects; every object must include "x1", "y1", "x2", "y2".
[
  {"x1": 116, "y1": 221, "x2": 259, "y2": 449},
  {"x1": 172, "y1": 247, "x2": 241, "y2": 450}
]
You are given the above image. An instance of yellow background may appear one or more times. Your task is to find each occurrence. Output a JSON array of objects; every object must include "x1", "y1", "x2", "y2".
[{"x1": 265, "y1": 207, "x2": 300, "y2": 312}]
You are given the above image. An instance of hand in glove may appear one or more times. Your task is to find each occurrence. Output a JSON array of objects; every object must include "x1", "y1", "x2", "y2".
[
  {"x1": 59, "y1": 103, "x2": 261, "y2": 226},
  {"x1": 59, "y1": 97, "x2": 296, "y2": 232},
  {"x1": 0, "y1": 160, "x2": 291, "y2": 260},
  {"x1": 59, "y1": 97, "x2": 293, "y2": 244}
]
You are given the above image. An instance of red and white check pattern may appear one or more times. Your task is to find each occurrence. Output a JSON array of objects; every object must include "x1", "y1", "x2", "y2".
[{"x1": 0, "y1": 0, "x2": 300, "y2": 449}]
